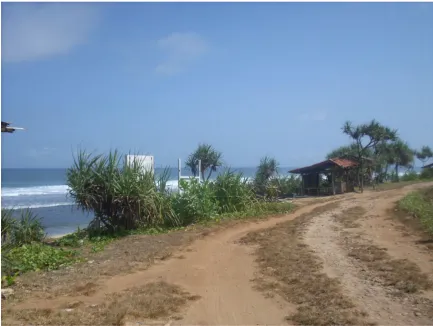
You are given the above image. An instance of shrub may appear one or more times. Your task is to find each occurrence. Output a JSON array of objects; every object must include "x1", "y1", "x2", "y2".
[
  {"x1": 400, "y1": 171, "x2": 419, "y2": 182},
  {"x1": 254, "y1": 156, "x2": 279, "y2": 196},
  {"x1": 212, "y1": 169, "x2": 256, "y2": 214},
  {"x1": 420, "y1": 167, "x2": 433, "y2": 180},
  {"x1": 12, "y1": 209, "x2": 46, "y2": 245},
  {"x1": 1, "y1": 209, "x2": 16, "y2": 244},
  {"x1": 1, "y1": 209, "x2": 45, "y2": 245},
  {"x1": 171, "y1": 178, "x2": 218, "y2": 225},
  {"x1": 67, "y1": 150, "x2": 178, "y2": 233}
]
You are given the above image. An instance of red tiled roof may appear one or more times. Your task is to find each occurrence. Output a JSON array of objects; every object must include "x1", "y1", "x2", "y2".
[{"x1": 329, "y1": 157, "x2": 359, "y2": 168}]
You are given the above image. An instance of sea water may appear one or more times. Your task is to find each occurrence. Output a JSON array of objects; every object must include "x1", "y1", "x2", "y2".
[{"x1": 1, "y1": 167, "x2": 293, "y2": 237}]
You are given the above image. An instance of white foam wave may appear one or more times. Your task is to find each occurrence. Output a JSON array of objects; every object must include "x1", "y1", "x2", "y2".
[
  {"x1": 2, "y1": 202, "x2": 72, "y2": 210},
  {"x1": 1, "y1": 185, "x2": 70, "y2": 197}
]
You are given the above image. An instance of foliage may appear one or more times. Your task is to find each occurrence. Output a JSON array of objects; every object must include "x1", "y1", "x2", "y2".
[
  {"x1": 326, "y1": 143, "x2": 360, "y2": 160},
  {"x1": 400, "y1": 171, "x2": 419, "y2": 182},
  {"x1": 420, "y1": 167, "x2": 433, "y2": 180},
  {"x1": 416, "y1": 146, "x2": 433, "y2": 167},
  {"x1": 342, "y1": 120, "x2": 398, "y2": 191},
  {"x1": 185, "y1": 143, "x2": 223, "y2": 181},
  {"x1": 67, "y1": 150, "x2": 178, "y2": 233},
  {"x1": 387, "y1": 140, "x2": 415, "y2": 181},
  {"x1": 254, "y1": 156, "x2": 279, "y2": 196},
  {"x1": 171, "y1": 178, "x2": 218, "y2": 225},
  {"x1": 270, "y1": 175, "x2": 302, "y2": 198},
  {"x1": 1, "y1": 209, "x2": 16, "y2": 244},
  {"x1": 212, "y1": 169, "x2": 256, "y2": 214},
  {"x1": 398, "y1": 187, "x2": 433, "y2": 235},
  {"x1": 13, "y1": 209, "x2": 46, "y2": 245},
  {"x1": 1, "y1": 209, "x2": 45, "y2": 245},
  {"x1": 3, "y1": 243, "x2": 81, "y2": 276}
]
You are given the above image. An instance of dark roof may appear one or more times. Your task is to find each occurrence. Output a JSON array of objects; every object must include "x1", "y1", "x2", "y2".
[
  {"x1": 289, "y1": 157, "x2": 359, "y2": 174},
  {"x1": 422, "y1": 162, "x2": 433, "y2": 169}
]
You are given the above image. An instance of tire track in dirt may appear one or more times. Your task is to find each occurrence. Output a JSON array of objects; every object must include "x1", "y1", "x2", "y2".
[
  {"x1": 304, "y1": 193, "x2": 433, "y2": 325},
  {"x1": 14, "y1": 199, "x2": 342, "y2": 325}
]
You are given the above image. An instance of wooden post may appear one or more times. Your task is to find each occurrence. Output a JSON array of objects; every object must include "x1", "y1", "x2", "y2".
[{"x1": 331, "y1": 169, "x2": 336, "y2": 196}]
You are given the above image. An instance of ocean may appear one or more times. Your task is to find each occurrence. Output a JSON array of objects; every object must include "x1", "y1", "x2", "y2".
[{"x1": 1, "y1": 167, "x2": 292, "y2": 237}]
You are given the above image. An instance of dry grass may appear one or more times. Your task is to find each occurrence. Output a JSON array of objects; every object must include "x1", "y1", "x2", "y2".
[
  {"x1": 240, "y1": 202, "x2": 373, "y2": 326},
  {"x1": 335, "y1": 206, "x2": 367, "y2": 228},
  {"x1": 336, "y1": 207, "x2": 433, "y2": 294},
  {"x1": 4, "y1": 281, "x2": 200, "y2": 326}
]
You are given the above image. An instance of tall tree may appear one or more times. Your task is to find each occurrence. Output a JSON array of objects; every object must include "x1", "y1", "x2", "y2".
[
  {"x1": 342, "y1": 120, "x2": 397, "y2": 192},
  {"x1": 185, "y1": 143, "x2": 223, "y2": 181},
  {"x1": 416, "y1": 146, "x2": 433, "y2": 167},
  {"x1": 388, "y1": 140, "x2": 415, "y2": 181}
]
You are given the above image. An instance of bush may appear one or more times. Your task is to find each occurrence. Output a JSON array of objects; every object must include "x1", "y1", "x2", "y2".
[
  {"x1": 212, "y1": 169, "x2": 256, "y2": 214},
  {"x1": 254, "y1": 156, "x2": 279, "y2": 196},
  {"x1": 13, "y1": 209, "x2": 46, "y2": 245},
  {"x1": 67, "y1": 150, "x2": 177, "y2": 233},
  {"x1": 400, "y1": 171, "x2": 419, "y2": 182},
  {"x1": 1, "y1": 209, "x2": 16, "y2": 244},
  {"x1": 171, "y1": 178, "x2": 218, "y2": 225},
  {"x1": 420, "y1": 168, "x2": 433, "y2": 180},
  {"x1": 1, "y1": 209, "x2": 45, "y2": 245}
]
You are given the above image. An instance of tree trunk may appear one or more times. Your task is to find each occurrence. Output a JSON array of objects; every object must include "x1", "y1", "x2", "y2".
[
  {"x1": 201, "y1": 170, "x2": 205, "y2": 182},
  {"x1": 359, "y1": 161, "x2": 364, "y2": 193},
  {"x1": 395, "y1": 164, "x2": 399, "y2": 182}
]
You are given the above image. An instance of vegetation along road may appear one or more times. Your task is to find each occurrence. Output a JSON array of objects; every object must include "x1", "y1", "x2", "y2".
[{"x1": 2, "y1": 182, "x2": 433, "y2": 325}]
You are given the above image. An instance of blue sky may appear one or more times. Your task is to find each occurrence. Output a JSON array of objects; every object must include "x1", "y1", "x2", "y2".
[{"x1": 2, "y1": 2, "x2": 433, "y2": 168}]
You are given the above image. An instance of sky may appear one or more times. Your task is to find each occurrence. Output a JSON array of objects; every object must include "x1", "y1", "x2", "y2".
[{"x1": 1, "y1": 2, "x2": 433, "y2": 169}]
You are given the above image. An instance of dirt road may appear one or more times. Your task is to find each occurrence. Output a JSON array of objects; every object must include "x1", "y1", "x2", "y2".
[{"x1": 5, "y1": 183, "x2": 433, "y2": 325}]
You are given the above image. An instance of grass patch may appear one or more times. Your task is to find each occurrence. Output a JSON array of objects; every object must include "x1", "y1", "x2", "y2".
[
  {"x1": 240, "y1": 202, "x2": 372, "y2": 325},
  {"x1": 336, "y1": 207, "x2": 432, "y2": 294},
  {"x1": 373, "y1": 180, "x2": 432, "y2": 192},
  {"x1": 6, "y1": 281, "x2": 200, "y2": 325},
  {"x1": 397, "y1": 186, "x2": 433, "y2": 236}
]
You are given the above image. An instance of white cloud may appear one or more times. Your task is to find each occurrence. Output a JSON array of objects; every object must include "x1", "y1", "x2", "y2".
[
  {"x1": 155, "y1": 32, "x2": 208, "y2": 75},
  {"x1": 2, "y1": 3, "x2": 100, "y2": 63},
  {"x1": 299, "y1": 111, "x2": 328, "y2": 121}
]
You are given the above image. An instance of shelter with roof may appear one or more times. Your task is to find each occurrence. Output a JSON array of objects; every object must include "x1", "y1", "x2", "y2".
[
  {"x1": 422, "y1": 162, "x2": 433, "y2": 169},
  {"x1": 289, "y1": 157, "x2": 363, "y2": 196}
]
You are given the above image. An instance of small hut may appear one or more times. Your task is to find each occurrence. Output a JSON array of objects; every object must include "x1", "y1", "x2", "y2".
[
  {"x1": 1, "y1": 121, "x2": 24, "y2": 133},
  {"x1": 289, "y1": 157, "x2": 363, "y2": 196}
]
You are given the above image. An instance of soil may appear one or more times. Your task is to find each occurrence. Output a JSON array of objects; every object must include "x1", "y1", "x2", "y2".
[{"x1": 3, "y1": 182, "x2": 433, "y2": 325}]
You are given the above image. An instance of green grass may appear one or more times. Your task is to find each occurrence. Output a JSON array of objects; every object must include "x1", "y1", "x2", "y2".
[
  {"x1": 2, "y1": 243, "x2": 82, "y2": 286},
  {"x1": 398, "y1": 186, "x2": 433, "y2": 235}
]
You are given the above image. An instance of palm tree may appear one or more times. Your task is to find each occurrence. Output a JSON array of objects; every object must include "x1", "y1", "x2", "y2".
[
  {"x1": 185, "y1": 143, "x2": 223, "y2": 181},
  {"x1": 416, "y1": 146, "x2": 433, "y2": 167},
  {"x1": 254, "y1": 156, "x2": 279, "y2": 195},
  {"x1": 342, "y1": 120, "x2": 397, "y2": 192},
  {"x1": 388, "y1": 140, "x2": 414, "y2": 181}
]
